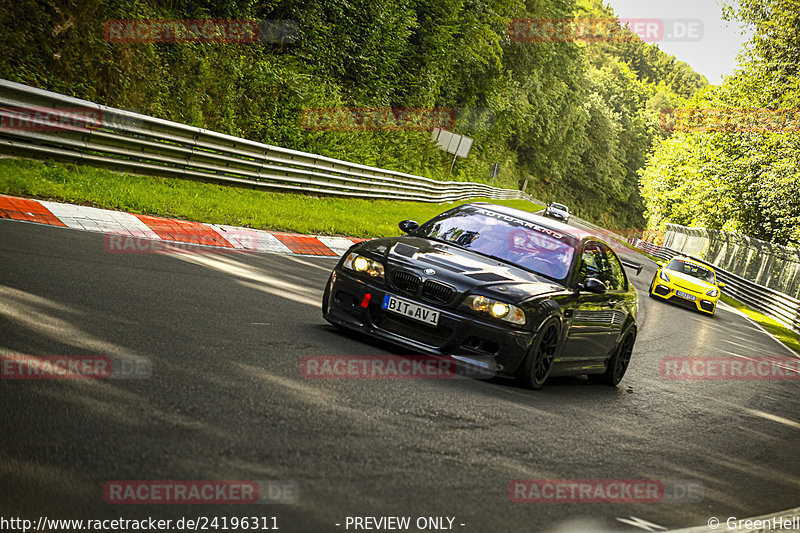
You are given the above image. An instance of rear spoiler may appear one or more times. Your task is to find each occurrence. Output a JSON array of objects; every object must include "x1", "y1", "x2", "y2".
[{"x1": 621, "y1": 259, "x2": 644, "y2": 276}]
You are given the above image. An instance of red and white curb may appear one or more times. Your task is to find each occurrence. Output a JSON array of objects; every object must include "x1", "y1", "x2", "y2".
[{"x1": 0, "y1": 194, "x2": 365, "y2": 257}]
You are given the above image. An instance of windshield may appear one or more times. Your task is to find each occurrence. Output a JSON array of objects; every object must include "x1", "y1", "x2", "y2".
[
  {"x1": 416, "y1": 206, "x2": 576, "y2": 281},
  {"x1": 667, "y1": 258, "x2": 716, "y2": 284},
  {"x1": 550, "y1": 203, "x2": 568, "y2": 212}
]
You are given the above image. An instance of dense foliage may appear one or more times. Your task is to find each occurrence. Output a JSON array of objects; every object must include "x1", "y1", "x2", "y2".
[
  {"x1": 639, "y1": 0, "x2": 800, "y2": 245},
  {"x1": 0, "y1": 0, "x2": 706, "y2": 229}
]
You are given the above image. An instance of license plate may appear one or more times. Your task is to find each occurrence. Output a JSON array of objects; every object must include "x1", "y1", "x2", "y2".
[
  {"x1": 382, "y1": 295, "x2": 440, "y2": 326},
  {"x1": 675, "y1": 290, "x2": 696, "y2": 301}
]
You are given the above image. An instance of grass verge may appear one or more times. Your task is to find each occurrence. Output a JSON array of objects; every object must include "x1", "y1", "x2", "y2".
[
  {"x1": 0, "y1": 158, "x2": 543, "y2": 239},
  {"x1": 720, "y1": 294, "x2": 800, "y2": 356}
]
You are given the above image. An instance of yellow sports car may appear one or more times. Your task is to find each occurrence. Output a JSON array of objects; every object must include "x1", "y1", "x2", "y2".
[{"x1": 649, "y1": 256, "x2": 725, "y2": 316}]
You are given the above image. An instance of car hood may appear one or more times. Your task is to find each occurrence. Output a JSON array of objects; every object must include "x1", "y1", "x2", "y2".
[
  {"x1": 355, "y1": 236, "x2": 566, "y2": 302},
  {"x1": 665, "y1": 269, "x2": 715, "y2": 292}
]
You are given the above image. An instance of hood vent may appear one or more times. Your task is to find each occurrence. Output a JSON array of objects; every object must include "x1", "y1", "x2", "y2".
[
  {"x1": 393, "y1": 243, "x2": 418, "y2": 258},
  {"x1": 466, "y1": 272, "x2": 512, "y2": 282}
]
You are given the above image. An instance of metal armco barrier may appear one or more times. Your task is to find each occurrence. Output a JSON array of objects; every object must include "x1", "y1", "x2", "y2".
[
  {"x1": 0, "y1": 79, "x2": 538, "y2": 204},
  {"x1": 630, "y1": 237, "x2": 800, "y2": 335},
  {"x1": 633, "y1": 240, "x2": 678, "y2": 262}
]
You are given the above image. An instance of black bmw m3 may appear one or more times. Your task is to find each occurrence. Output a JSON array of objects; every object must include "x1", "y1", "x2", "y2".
[{"x1": 322, "y1": 203, "x2": 638, "y2": 389}]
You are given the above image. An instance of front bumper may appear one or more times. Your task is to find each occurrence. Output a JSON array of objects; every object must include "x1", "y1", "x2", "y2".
[
  {"x1": 322, "y1": 270, "x2": 535, "y2": 376},
  {"x1": 650, "y1": 281, "x2": 717, "y2": 314}
]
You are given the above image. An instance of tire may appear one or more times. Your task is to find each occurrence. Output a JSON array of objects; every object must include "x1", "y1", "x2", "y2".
[
  {"x1": 597, "y1": 327, "x2": 636, "y2": 386},
  {"x1": 516, "y1": 317, "x2": 560, "y2": 390}
]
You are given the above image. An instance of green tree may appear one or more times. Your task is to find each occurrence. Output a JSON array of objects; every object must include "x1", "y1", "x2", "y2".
[{"x1": 639, "y1": 0, "x2": 800, "y2": 245}]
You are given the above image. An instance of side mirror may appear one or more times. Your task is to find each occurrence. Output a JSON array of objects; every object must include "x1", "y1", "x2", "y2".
[
  {"x1": 398, "y1": 220, "x2": 418, "y2": 234},
  {"x1": 575, "y1": 278, "x2": 608, "y2": 294},
  {"x1": 718, "y1": 282, "x2": 726, "y2": 289},
  {"x1": 581, "y1": 278, "x2": 607, "y2": 294}
]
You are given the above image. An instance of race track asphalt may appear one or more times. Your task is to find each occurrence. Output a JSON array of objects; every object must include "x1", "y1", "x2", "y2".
[{"x1": 1, "y1": 219, "x2": 798, "y2": 532}]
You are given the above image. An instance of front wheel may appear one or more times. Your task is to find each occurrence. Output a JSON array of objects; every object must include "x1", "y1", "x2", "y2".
[
  {"x1": 516, "y1": 317, "x2": 560, "y2": 390},
  {"x1": 597, "y1": 328, "x2": 636, "y2": 386}
]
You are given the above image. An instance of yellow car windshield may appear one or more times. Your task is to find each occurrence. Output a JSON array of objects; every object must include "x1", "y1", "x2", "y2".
[{"x1": 666, "y1": 259, "x2": 715, "y2": 284}]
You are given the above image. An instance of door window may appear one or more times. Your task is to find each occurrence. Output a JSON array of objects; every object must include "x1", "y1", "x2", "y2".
[
  {"x1": 578, "y1": 243, "x2": 605, "y2": 284},
  {"x1": 578, "y1": 242, "x2": 626, "y2": 291},
  {"x1": 602, "y1": 250, "x2": 627, "y2": 291}
]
